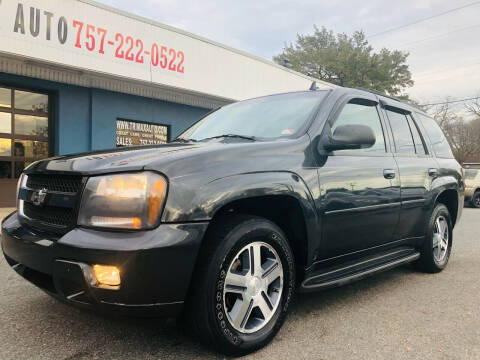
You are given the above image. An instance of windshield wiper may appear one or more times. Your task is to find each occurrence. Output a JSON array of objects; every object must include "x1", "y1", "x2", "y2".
[
  {"x1": 171, "y1": 138, "x2": 198, "y2": 143},
  {"x1": 199, "y1": 134, "x2": 256, "y2": 142}
]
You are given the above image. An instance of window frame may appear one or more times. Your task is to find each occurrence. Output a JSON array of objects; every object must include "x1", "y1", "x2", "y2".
[
  {"x1": 406, "y1": 114, "x2": 428, "y2": 156},
  {"x1": 320, "y1": 95, "x2": 393, "y2": 157},
  {"x1": 0, "y1": 85, "x2": 52, "y2": 179},
  {"x1": 382, "y1": 105, "x2": 431, "y2": 158}
]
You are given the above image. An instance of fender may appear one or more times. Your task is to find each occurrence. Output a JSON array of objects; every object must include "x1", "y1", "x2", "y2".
[
  {"x1": 429, "y1": 173, "x2": 463, "y2": 226},
  {"x1": 430, "y1": 174, "x2": 458, "y2": 200},
  {"x1": 162, "y1": 171, "x2": 319, "y2": 261}
]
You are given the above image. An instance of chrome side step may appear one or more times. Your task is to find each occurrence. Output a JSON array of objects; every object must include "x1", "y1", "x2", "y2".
[{"x1": 300, "y1": 248, "x2": 420, "y2": 292}]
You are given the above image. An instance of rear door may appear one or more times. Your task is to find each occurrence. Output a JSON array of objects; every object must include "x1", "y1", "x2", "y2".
[{"x1": 382, "y1": 104, "x2": 437, "y2": 240}]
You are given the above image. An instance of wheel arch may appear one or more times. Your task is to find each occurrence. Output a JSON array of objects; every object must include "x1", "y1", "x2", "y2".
[
  {"x1": 434, "y1": 188, "x2": 459, "y2": 227},
  {"x1": 201, "y1": 172, "x2": 319, "y2": 272},
  {"x1": 210, "y1": 195, "x2": 309, "y2": 269}
]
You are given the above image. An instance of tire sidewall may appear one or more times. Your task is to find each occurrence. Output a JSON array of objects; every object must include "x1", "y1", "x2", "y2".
[
  {"x1": 472, "y1": 192, "x2": 480, "y2": 208},
  {"x1": 205, "y1": 218, "x2": 295, "y2": 353}
]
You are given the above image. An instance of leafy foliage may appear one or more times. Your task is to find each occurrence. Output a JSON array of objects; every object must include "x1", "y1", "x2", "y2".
[{"x1": 273, "y1": 26, "x2": 414, "y2": 96}]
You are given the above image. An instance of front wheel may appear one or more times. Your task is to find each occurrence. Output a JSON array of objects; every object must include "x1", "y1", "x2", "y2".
[
  {"x1": 416, "y1": 203, "x2": 453, "y2": 273},
  {"x1": 184, "y1": 215, "x2": 295, "y2": 356}
]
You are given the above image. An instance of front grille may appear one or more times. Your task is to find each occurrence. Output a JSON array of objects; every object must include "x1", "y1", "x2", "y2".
[
  {"x1": 21, "y1": 173, "x2": 84, "y2": 233},
  {"x1": 26, "y1": 174, "x2": 83, "y2": 194},
  {"x1": 23, "y1": 202, "x2": 76, "y2": 229}
]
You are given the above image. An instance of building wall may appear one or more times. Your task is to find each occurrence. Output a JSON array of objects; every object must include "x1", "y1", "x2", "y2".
[
  {"x1": 0, "y1": 72, "x2": 210, "y2": 156},
  {"x1": 89, "y1": 89, "x2": 209, "y2": 151}
]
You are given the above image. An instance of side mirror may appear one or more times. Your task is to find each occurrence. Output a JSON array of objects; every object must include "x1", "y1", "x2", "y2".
[{"x1": 323, "y1": 124, "x2": 376, "y2": 152}]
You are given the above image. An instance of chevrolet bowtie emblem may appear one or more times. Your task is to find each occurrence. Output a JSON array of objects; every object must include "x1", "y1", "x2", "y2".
[{"x1": 31, "y1": 188, "x2": 48, "y2": 206}]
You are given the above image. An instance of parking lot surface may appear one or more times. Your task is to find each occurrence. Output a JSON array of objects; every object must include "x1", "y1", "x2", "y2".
[{"x1": 0, "y1": 208, "x2": 479, "y2": 359}]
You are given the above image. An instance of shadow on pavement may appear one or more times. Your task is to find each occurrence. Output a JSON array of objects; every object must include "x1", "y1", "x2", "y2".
[{"x1": 13, "y1": 265, "x2": 418, "y2": 359}]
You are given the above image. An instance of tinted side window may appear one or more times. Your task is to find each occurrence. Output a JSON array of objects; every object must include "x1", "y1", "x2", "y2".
[
  {"x1": 332, "y1": 102, "x2": 386, "y2": 153},
  {"x1": 386, "y1": 110, "x2": 415, "y2": 154},
  {"x1": 416, "y1": 113, "x2": 454, "y2": 158},
  {"x1": 407, "y1": 115, "x2": 426, "y2": 155}
]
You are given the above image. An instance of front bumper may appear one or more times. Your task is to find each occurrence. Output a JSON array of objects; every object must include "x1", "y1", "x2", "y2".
[{"x1": 1, "y1": 212, "x2": 208, "y2": 317}]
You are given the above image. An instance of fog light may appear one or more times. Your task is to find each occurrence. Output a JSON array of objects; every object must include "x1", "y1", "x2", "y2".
[{"x1": 92, "y1": 264, "x2": 121, "y2": 287}]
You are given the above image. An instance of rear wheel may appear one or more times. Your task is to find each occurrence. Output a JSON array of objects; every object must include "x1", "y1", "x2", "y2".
[
  {"x1": 416, "y1": 203, "x2": 452, "y2": 273},
  {"x1": 184, "y1": 215, "x2": 295, "y2": 356},
  {"x1": 471, "y1": 191, "x2": 480, "y2": 208}
]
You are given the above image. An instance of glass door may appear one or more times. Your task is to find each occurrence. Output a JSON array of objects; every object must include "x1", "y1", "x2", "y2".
[{"x1": 0, "y1": 86, "x2": 50, "y2": 207}]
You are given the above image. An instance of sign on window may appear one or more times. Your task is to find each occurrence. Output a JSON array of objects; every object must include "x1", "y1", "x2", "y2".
[{"x1": 116, "y1": 119, "x2": 169, "y2": 147}]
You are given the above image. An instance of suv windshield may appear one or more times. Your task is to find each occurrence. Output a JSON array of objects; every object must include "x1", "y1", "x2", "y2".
[{"x1": 177, "y1": 91, "x2": 327, "y2": 141}]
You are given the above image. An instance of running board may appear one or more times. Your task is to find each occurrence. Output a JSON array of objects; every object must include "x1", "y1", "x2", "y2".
[{"x1": 300, "y1": 248, "x2": 420, "y2": 292}]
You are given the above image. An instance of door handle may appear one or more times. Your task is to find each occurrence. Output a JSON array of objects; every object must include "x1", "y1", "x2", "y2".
[
  {"x1": 428, "y1": 168, "x2": 439, "y2": 177},
  {"x1": 383, "y1": 169, "x2": 396, "y2": 179}
]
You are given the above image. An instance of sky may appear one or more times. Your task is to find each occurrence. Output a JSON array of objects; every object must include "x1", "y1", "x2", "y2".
[{"x1": 96, "y1": 0, "x2": 480, "y2": 110}]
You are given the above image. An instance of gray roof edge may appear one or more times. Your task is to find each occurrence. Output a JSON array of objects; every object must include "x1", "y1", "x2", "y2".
[{"x1": 77, "y1": 0, "x2": 334, "y2": 88}]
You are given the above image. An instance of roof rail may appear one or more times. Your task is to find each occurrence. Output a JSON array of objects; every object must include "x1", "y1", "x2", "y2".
[{"x1": 356, "y1": 88, "x2": 403, "y2": 103}]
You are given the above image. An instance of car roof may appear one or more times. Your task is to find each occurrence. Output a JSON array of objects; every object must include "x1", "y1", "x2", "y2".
[
  {"x1": 241, "y1": 86, "x2": 429, "y2": 117},
  {"x1": 330, "y1": 87, "x2": 428, "y2": 116}
]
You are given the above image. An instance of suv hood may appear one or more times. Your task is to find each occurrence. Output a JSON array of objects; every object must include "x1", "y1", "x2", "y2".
[
  {"x1": 25, "y1": 143, "x2": 204, "y2": 175},
  {"x1": 25, "y1": 138, "x2": 310, "y2": 182}
]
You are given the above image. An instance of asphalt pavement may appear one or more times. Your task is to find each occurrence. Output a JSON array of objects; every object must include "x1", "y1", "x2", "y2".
[{"x1": 0, "y1": 208, "x2": 479, "y2": 359}]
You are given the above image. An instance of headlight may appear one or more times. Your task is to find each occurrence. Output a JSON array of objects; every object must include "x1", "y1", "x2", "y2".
[{"x1": 78, "y1": 172, "x2": 167, "y2": 230}]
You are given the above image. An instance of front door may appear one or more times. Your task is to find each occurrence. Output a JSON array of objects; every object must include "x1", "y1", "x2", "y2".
[{"x1": 316, "y1": 97, "x2": 401, "y2": 260}]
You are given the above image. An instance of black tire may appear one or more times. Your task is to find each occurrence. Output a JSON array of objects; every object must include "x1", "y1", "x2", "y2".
[
  {"x1": 416, "y1": 203, "x2": 453, "y2": 273},
  {"x1": 183, "y1": 215, "x2": 295, "y2": 356},
  {"x1": 471, "y1": 191, "x2": 480, "y2": 208}
]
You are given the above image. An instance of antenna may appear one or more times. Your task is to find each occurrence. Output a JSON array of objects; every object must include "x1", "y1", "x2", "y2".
[{"x1": 309, "y1": 81, "x2": 318, "y2": 91}]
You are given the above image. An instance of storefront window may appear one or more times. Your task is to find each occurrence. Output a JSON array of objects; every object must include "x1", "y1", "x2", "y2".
[
  {"x1": 0, "y1": 161, "x2": 12, "y2": 178},
  {"x1": 0, "y1": 112, "x2": 11, "y2": 134},
  {"x1": 0, "y1": 87, "x2": 50, "y2": 180},
  {"x1": 0, "y1": 138, "x2": 11, "y2": 156},
  {"x1": 15, "y1": 114, "x2": 49, "y2": 137},
  {"x1": 14, "y1": 140, "x2": 48, "y2": 158},
  {"x1": 0, "y1": 88, "x2": 11, "y2": 109},
  {"x1": 14, "y1": 90, "x2": 48, "y2": 113}
]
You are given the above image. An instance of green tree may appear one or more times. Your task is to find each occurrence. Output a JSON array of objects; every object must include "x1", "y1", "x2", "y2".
[{"x1": 274, "y1": 26, "x2": 414, "y2": 96}]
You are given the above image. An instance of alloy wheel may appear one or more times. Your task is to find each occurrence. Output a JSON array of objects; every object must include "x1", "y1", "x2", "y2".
[
  {"x1": 223, "y1": 242, "x2": 283, "y2": 334},
  {"x1": 474, "y1": 194, "x2": 480, "y2": 208},
  {"x1": 432, "y1": 215, "x2": 449, "y2": 263}
]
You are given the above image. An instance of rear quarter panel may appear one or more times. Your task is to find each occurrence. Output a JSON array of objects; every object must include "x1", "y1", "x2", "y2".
[{"x1": 432, "y1": 158, "x2": 464, "y2": 225}]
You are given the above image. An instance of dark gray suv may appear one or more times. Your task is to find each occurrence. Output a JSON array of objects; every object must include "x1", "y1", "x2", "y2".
[{"x1": 2, "y1": 87, "x2": 464, "y2": 355}]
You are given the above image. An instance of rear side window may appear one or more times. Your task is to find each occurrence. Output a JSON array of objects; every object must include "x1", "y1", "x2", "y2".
[
  {"x1": 415, "y1": 113, "x2": 454, "y2": 158},
  {"x1": 386, "y1": 110, "x2": 415, "y2": 154},
  {"x1": 407, "y1": 115, "x2": 426, "y2": 155},
  {"x1": 332, "y1": 101, "x2": 386, "y2": 153}
]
